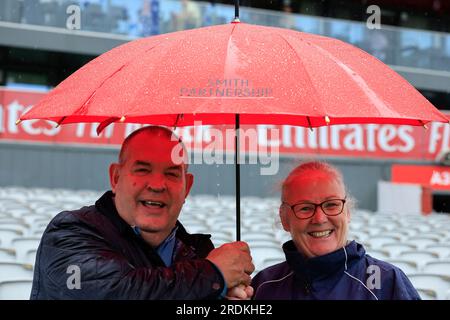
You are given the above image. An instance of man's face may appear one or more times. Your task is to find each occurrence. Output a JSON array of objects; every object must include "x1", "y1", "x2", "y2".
[
  {"x1": 280, "y1": 171, "x2": 350, "y2": 258},
  {"x1": 109, "y1": 132, "x2": 193, "y2": 243}
]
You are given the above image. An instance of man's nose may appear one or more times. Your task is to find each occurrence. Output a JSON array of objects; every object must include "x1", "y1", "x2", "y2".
[
  {"x1": 310, "y1": 206, "x2": 327, "y2": 224},
  {"x1": 146, "y1": 174, "x2": 166, "y2": 192}
]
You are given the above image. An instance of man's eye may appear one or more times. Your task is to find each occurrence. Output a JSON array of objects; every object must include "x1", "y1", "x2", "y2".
[
  {"x1": 135, "y1": 168, "x2": 149, "y2": 173},
  {"x1": 298, "y1": 206, "x2": 313, "y2": 212},
  {"x1": 166, "y1": 172, "x2": 180, "y2": 178}
]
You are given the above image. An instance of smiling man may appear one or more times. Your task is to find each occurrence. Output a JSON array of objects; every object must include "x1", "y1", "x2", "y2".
[
  {"x1": 252, "y1": 161, "x2": 420, "y2": 300},
  {"x1": 31, "y1": 126, "x2": 254, "y2": 299}
]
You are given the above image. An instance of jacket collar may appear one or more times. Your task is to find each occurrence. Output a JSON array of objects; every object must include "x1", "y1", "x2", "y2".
[
  {"x1": 95, "y1": 191, "x2": 133, "y2": 236},
  {"x1": 95, "y1": 191, "x2": 213, "y2": 258},
  {"x1": 283, "y1": 240, "x2": 365, "y2": 283}
]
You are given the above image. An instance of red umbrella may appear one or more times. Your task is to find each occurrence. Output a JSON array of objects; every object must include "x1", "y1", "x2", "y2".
[
  {"x1": 19, "y1": 18, "x2": 449, "y2": 239},
  {"x1": 20, "y1": 22, "x2": 447, "y2": 128}
]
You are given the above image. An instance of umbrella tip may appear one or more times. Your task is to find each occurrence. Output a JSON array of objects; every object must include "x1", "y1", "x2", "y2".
[
  {"x1": 325, "y1": 116, "x2": 330, "y2": 125},
  {"x1": 15, "y1": 119, "x2": 21, "y2": 125},
  {"x1": 419, "y1": 120, "x2": 428, "y2": 130},
  {"x1": 232, "y1": 17, "x2": 240, "y2": 23},
  {"x1": 120, "y1": 116, "x2": 126, "y2": 122}
]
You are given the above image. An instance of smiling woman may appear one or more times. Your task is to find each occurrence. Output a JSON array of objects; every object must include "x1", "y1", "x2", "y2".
[{"x1": 251, "y1": 161, "x2": 421, "y2": 300}]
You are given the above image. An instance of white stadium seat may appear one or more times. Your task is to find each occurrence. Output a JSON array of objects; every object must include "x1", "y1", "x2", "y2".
[
  {"x1": 425, "y1": 244, "x2": 450, "y2": 259},
  {"x1": 0, "y1": 186, "x2": 450, "y2": 299},
  {"x1": 422, "y1": 261, "x2": 450, "y2": 277},
  {"x1": 385, "y1": 259, "x2": 418, "y2": 275},
  {"x1": 0, "y1": 262, "x2": 34, "y2": 282},
  {"x1": 407, "y1": 274, "x2": 450, "y2": 300},
  {"x1": 0, "y1": 248, "x2": 16, "y2": 263},
  {"x1": 416, "y1": 288, "x2": 438, "y2": 300},
  {"x1": 0, "y1": 229, "x2": 23, "y2": 247},
  {"x1": 11, "y1": 238, "x2": 41, "y2": 262},
  {"x1": 0, "y1": 280, "x2": 32, "y2": 300},
  {"x1": 366, "y1": 235, "x2": 402, "y2": 250},
  {"x1": 365, "y1": 249, "x2": 390, "y2": 260},
  {"x1": 382, "y1": 243, "x2": 418, "y2": 258},
  {"x1": 398, "y1": 251, "x2": 440, "y2": 269}
]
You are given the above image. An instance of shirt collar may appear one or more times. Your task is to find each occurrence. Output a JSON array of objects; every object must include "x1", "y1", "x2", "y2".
[{"x1": 132, "y1": 225, "x2": 179, "y2": 267}]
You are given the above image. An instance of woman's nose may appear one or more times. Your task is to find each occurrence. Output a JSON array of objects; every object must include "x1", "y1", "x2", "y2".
[{"x1": 310, "y1": 206, "x2": 328, "y2": 224}]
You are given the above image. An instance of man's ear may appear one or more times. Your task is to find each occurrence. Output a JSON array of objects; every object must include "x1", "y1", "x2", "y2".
[
  {"x1": 184, "y1": 173, "x2": 194, "y2": 198},
  {"x1": 109, "y1": 163, "x2": 121, "y2": 193}
]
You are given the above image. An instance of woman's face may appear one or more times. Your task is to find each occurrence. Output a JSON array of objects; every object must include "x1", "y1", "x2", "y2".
[{"x1": 280, "y1": 171, "x2": 350, "y2": 258}]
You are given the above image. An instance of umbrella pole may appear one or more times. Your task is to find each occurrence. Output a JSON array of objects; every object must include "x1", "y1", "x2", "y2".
[
  {"x1": 235, "y1": 113, "x2": 241, "y2": 241},
  {"x1": 234, "y1": 0, "x2": 240, "y2": 20}
]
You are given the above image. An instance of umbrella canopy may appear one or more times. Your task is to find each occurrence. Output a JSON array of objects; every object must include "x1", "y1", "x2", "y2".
[
  {"x1": 19, "y1": 21, "x2": 449, "y2": 240},
  {"x1": 20, "y1": 22, "x2": 448, "y2": 128}
]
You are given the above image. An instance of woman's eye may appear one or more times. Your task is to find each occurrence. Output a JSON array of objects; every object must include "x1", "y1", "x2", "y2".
[{"x1": 325, "y1": 203, "x2": 338, "y2": 208}]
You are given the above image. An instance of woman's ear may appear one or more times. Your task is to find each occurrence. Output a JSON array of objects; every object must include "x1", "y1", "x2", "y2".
[{"x1": 279, "y1": 206, "x2": 290, "y2": 231}]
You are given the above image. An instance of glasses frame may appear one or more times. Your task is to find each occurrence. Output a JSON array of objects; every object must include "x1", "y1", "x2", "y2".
[{"x1": 282, "y1": 198, "x2": 347, "y2": 220}]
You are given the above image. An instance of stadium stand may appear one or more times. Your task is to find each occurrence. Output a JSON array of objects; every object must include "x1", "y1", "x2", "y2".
[{"x1": 1, "y1": 186, "x2": 450, "y2": 299}]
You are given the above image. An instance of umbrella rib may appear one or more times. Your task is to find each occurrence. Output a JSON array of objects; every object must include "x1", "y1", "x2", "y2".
[
  {"x1": 222, "y1": 22, "x2": 239, "y2": 102},
  {"x1": 305, "y1": 40, "x2": 401, "y2": 118},
  {"x1": 276, "y1": 32, "x2": 326, "y2": 121},
  {"x1": 71, "y1": 45, "x2": 160, "y2": 119}
]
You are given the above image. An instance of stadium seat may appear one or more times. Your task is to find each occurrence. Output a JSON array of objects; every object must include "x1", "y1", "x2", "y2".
[
  {"x1": 366, "y1": 235, "x2": 402, "y2": 249},
  {"x1": 250, "y1": 245, "x2": 285, "y2": 273},
  {"x1": 416, "y1": 288, "x2": 438, "y2": 300},
  {"x1": 407, "y1": 237, "x2": 439, "y2": 250},
  {"x1": 348, "y1": 230, "x2": 369, "y2": 242},
  {"x1": 210, "y1": 235, "x2": 233, "y2": 247},
  {"x1": 422, "y1": 260, "x2": 450, "y2": 277},
  {"x1": 385, "y1": 259, "x2": 418, "y2": 275},
  {"x1": 242, "y1": 231, "x2": 279, "y2": 241},
  {"x1": 398, "y1": 251, "x2": 440, "y2": 269},
  {"x1": 11, "y1": 237, "x2": 41, "y2": 262},
  {"x1": 425, "y1": 244, "x2": 450, "y2": 259},
  {"x1": 0, "y1": 229, "x2": 23, "y2": 247},
  {"x1": 260, "y1": 257, "x2": 286, "y2": 271},
  {"x1": 365, "y1": 249, "x2": 390, "y2": 260},
  {"x1": 0, "y1": 280, "x2": 32, "y2": 300},
  {"x1": 416, "y1": 232, "x2": 445, "y2": 242},
  {"x1": 0, "y1": 186, "x2": 450, "y2": 298},
  {"x1": 247, "y1": 239, "x2": 281, "y2": 248},
  {"x1": 0, "y1": 248, "x2": 16, "y2": 263},
  {"x1": 0, "y1": 262, "x2": 33, "y2": 282},
  {"x1": 0, "y1": 223, "x2": 29, "y2": 236},
  {"x1": 0, "y1": 218, "x2": 25, "y2": 225},
  {"x1": 407, "y1": 274, "x2": 450, "y2": 300},
  {"x1": 25, "y1": 249, "x2": 38, "y2": 265},
  {"x1": 382, "y1": 243, "x2": 418, "y2": 258}
]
